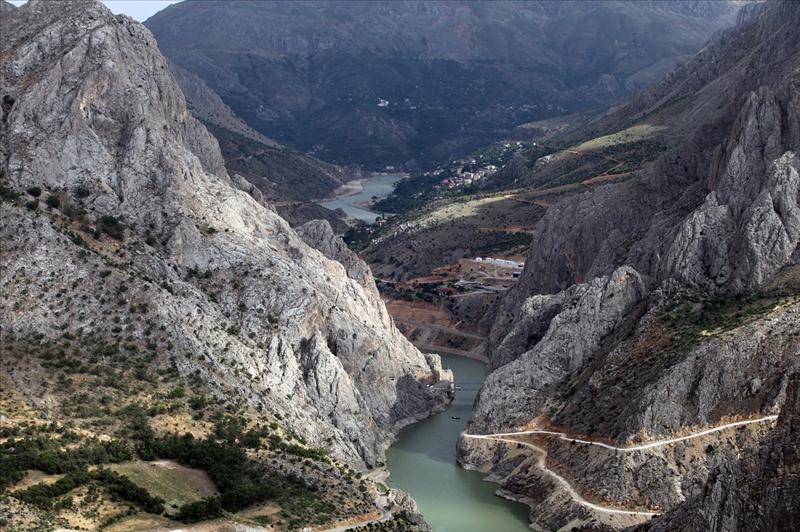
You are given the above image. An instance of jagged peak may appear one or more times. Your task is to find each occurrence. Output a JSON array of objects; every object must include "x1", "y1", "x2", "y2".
[{"x1": 1, "y1": 0, "x2": 232, "y2": 226}]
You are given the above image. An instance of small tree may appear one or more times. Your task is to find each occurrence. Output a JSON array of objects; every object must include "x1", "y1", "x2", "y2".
[{"x1": 45, "y1": 194, "x2": 60, "y2": 209}]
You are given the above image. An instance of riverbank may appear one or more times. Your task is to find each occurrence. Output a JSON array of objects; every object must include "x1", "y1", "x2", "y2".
[
  {"x1": 318, "y1": 172, "x2": 409, "y2": 201},
  {"x1": 385, "y1": 354, "x2": 531, "y2": 532},
  {"x1": 315, "y1": 173, "x2": 406, "y2": 223},
  {"x1": 328, "y1": 178, "x2": 364, "y2": 199}
]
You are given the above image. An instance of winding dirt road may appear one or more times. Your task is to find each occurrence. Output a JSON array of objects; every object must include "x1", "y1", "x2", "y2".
[
  {"x1": 470, "y1": 415, "x2": 779, "y2": 452},
  {"x1": 463, "y1": 415, "x2": 779, "y2": 516},
  {"x1": 481, "y1": 436, "x2": 660, "y2": 516}
]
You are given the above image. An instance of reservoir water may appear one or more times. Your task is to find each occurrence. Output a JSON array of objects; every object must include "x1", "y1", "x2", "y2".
[
  {"x1": 315, "y1": 174, "x2": 404, "y2": 223},
  {"x1": 385, "y1": 354, "x2": 531, "y2": 532}
]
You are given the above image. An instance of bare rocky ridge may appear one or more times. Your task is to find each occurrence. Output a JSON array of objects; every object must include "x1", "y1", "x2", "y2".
[
  {"x1": 296, "y1": 219, "x2": 380, "y2": 302},
  {"x1": 0, "y1": 0, "x2": 451, "y2": 474},
  {"x1": 460, "y1": 1, "x2": 800, "y2": 529},
  {"x1": 474, "y1": 266, "x2": 648, "y2": 430}
]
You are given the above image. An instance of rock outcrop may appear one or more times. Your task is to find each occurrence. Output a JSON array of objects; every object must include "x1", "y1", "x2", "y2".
[
  {"x1": 296, "y1": 219, "x2": 378, "y2": 296},
  {"x1": 471, "y1": 267, "x2": 647, "y2": 432},
  {"x1": 644, "y1": 374, "x2": 800, "y2": 531},
  {"x1": 461, "y1": 1, "x2": 800, "y2": 528},
  {"x1": 0, "y1": 0, "x2": 450, "y2": 471}
]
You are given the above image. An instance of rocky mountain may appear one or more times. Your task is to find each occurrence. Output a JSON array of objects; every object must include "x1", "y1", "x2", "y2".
[
  {"x1": 169, "y1": 62, "x2": 356, "y2": 206},
  {"x1": 0, "y1": 0, "x2": 449, "y2": 528},
  {"x1": 167, "y1": 61, "x2": 352, "y2": 232},
  {"x1": 458, "y1": 0, "x2": 800, "y2": 529},
  {"x1": 644, "y1": 373, "x2": 800, "y2": 531},
  {"x1": 145, "y1": 0, "x2": 748, "y2": 169}
]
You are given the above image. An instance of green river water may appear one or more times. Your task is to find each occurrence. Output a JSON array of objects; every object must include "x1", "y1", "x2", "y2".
[
  {"x1": 385, "y1": 354, "x2": 531, "y2": 532},
  {"x1": 315, "y1": 174, "x2": 404, "y2": 223}
]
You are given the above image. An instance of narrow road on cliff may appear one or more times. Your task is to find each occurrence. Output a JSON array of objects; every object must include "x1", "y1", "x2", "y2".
[
  {"x1": 462, "y1": 414, "x2": 779, "y2": 516},
  {"x1": 480, "y1": 436, "x2": 661, "y2": 517},
  {"x1": 470, "y1": 415, "x2": 779, "y2": 452}
]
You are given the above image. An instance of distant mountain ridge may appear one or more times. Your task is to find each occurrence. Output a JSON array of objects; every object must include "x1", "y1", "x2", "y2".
[{"x1": 145, "y1": 0, "x2": 750, "y2": 169}]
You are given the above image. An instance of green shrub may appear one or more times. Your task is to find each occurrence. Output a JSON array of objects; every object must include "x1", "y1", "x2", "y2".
[
  {"x1": 0, "y1": 437, "x2": 132, "y2": 490},
  {"x1": 0, "y1": 183, "x2": 19, "y2": 202},
  {"x1": 45, "y1": 194, "x2": 60, "y2": 209},
  {"x1": 176, "y1": 497, "x2": 223, "y2": 522},
  {"x1": 14, "y1": 469, "x2": 92, "y2": 508},
  {"x1": 167, "y1": 385, "x2": 186, "y2": 399},
  {"x1": 14, "y1": 468, "x2": 164, "y2": 514},
  {"x1": 73, "y1": 183, "x2": 91, "y2": 198},
  {"x1": 93, "y1": 468, "x2": 164, "y2": 514},
  {"x1": 98, "y1": 215, "x2": 125, "y2": 240}
]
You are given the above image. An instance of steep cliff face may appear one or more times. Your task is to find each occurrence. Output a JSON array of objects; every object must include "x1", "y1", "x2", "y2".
[
  {"x1": 473, "y1": 267, "x2": 648, "y2": 432},
  {"x1": 0, "y1": 0, "x2": 450, "y2": 471},
  {"x1": 169, "y1": 61, "x2": 357, "y2": 213},
  {"x1": 461, "y1": 1, "x2": 800, "y2": 528},
  {"x1": 644, "y1": 374, "x2": 800, "y2": 531},
  {"x1": 661, "y1": 95, "x2": 799, "y2": 293},
  {"x1": 296, "y1": 219, "x2": 382, "y2": 303},
  {"x1": 493, "y1": 0, "x2": 800, "y2": 304}
]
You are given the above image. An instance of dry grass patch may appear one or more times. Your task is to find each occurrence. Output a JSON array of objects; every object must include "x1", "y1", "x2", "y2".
[
  {"x1": 572, "y1": 124, "x2": 666, "y2": 152},
  {"x1": 57, "y1": 484, "x2": 131, "y2": 530},
  {"x1": 8, "y1": 470, "x2": 64, "y2": 493},
  {"x1": 105, "y1": 512, "x2": 179, "y2": 531},
  {"x1": 110, "y1": 460, "x2": 217, "y2": 512},
  {"x1": 0, "y1": 371, "x2": 39, "y2": 423},
  {"x1": 149, "y1": 412, "x2": 214, "y2": 439}
]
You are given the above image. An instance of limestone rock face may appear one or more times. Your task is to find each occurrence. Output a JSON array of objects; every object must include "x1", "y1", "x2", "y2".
[
  {"x1": 462, "y1": 1, "x2": 800, "y2": 528},
  {"x1": 0, "y1": 0, "x2": 450, "y2": 468},
  {"x1": 296, "y1": 219, "x2": 381, "y2": 304},
  {"x1": 644, "y1": 374, "x2": 800, "y2": 531},
  {"x1": 662, "y1": 89, "x2": 800, "y2": 293},
  {"x1": 470, "y1": 267, "x2": 647, "y2": 433}
]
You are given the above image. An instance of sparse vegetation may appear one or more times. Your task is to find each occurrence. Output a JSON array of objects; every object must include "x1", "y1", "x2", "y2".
[
  {"x1": 45, "y1": 194, "x2": 61, "y2": 209},
  {"x1": 0, "y1": 435, "x2": 132, "y2": 490},
  {"x1": 0, "y1": 183, "x2": 18, "y2": 202},
  {"x1": 658, "y1": 290, "x2": 799, "y2": 348},
  {"x1": 97, "y1": 214, "x2": 125, "y2": 240}
]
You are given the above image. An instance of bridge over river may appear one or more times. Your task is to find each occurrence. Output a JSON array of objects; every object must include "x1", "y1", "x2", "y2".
[{"x1": 453, "y1": 381, "x2": 484, "y2": 392}]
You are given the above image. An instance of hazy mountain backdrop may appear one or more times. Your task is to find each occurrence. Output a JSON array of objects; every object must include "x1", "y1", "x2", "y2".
[{"x1": 146, "y1": 0, "x2": 748, "y2": 169}]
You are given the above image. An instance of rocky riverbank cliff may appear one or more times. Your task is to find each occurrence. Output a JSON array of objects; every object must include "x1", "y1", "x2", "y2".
[
  {"x1": 459, "y1": 0, "x2": 800, "y2": 529},
  {"x1": 643, "y1": 373, "x2": 800, "y2": 531},
  {"x1": 0, "y1": 0, "x2": 451, "y2": 471}
]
